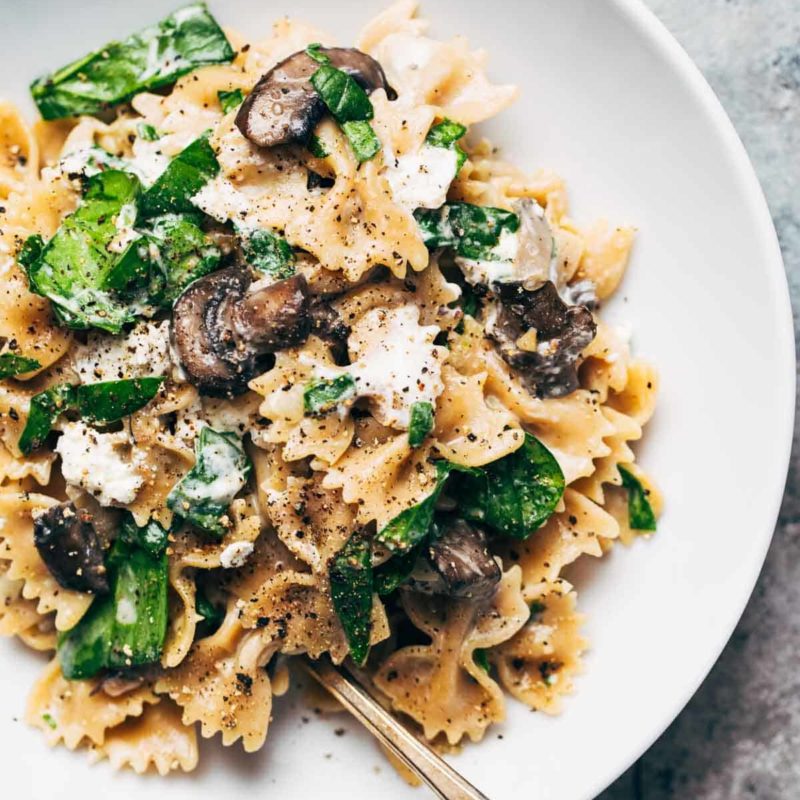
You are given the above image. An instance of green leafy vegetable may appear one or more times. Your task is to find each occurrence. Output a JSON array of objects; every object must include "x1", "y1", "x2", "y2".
[
  {"x1": 31, "y1": 3, "x2": 235, "y2": 120},
  {"x1": 18, "y1": 384, "x2": 77, "y2": 455},
  {"x1": 426, "y1": 119, "x2": 467, "y2": 170},
  {"x1": 42, "y1": 713, "x2": 58, "y2": 730},
  {"x1": 341, "y1": 120, "x2": 382, "y2": 162},
  {"x1": 58, "y1": 539, "x2": 168, "y2": 680},
  {"x1": 60, "y1": 146, "x2": 137, "y2": 181},
  {"x1": 218, "y1": 88, "x2": 244, "y2": 113},
  {"x1": 137, "y1": 122, "x2": 160, "y2": 141},
  {"x1": 305, "y1": 43, "x2": 331, "y2": 65},
  {"x1": 118, "y1": 512, "x2": 169, "y2": 558},
  {"x1": 76, "y1": 377, "x2": 163, "y2": 424},
  {"x1": 473, "y1": 648, "x2": 491, "y2": 673},
  {"x1": 303, "y1": 374, "x2": 357, "y2": 416},
  {"x1": 376, "y1": 461, "x2": 479, "y2": 553},
  {"x1": 167, "y1": 427, "x2": 252, "y2": 538},
  {"x1": 329, "y1": 527, "x2": 373, "y2": 665},
  {"x1": 0, "y1": 353, "x2": 40, "y2": 379},
  {"x1": 618, "y1": 465, "x2": 657, "y2": 531},
  {"x1": 458, "y1": 433, "x2": 564, "y2": 539},
  {"x1": 107, "y1": 213, "x2": 222, "y2": 308},
  {"x1": 23, "y1": 170, "x2": 141, "y2": 332},
  {"x1": 309, "y1": 135, "x2": 329, "y2": 158},
  {"x1": 139, "y1": 135, "x2": 219, "y2": 218},
  {"x1": 414, "y1": 202, "x2": 520, "y2": 262},
  {"x1": 17, "y1": 234, "x2": 45, "y2": 269},
  {"x1": 408, "y1": 401, "x2": 434, "y2": 447},
  {"x1": 373, "y1": 546, "x2": 421, "y2": 595},
  {"x1": 195, "y1": 586, "x2": 224, "y2": 638},
  {"x1": 18, "y1": 378, "x2": 163, "y2": 454},
  {"x1": 310, "y1": 61, "x2": 381, "y2": 162},
  {"x1": 238, "y1": 226, "x2": 295, "y2": 280}
]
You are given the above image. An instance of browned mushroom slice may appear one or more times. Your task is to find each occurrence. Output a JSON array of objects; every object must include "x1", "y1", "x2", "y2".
[
  {"x1": 172, "y1": 268, "x2": 311, "y2": 397},
  {"x1": 411, "y1": 518, "x2": 501, "y2": 600},
  {"x1": 488, "y1": 280, "x2": 596, "y2": 398},
  {"x1": 235, "y1": 47, "x2": 394, "y2": 148},
  {"x1": 33, "y1": 502, "x2": 109, "y2": 595}
]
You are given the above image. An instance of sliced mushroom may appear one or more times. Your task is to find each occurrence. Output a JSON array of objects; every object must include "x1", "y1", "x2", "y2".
[
  {"x1": 487, "y1": 280, "x2": 597, "y2": 398},
  {"x1": 172, "y1": 268, "x2": 311, "y2": 397},
  {"x1": 33, "y1": 502, "x2": 109, "y2": 595},
  {"x1": 236, "y1": 47, "x2": 394, "y2": 148},
  {"x1": 410, "y1": 518, "x2": 501, "y2": 600}
]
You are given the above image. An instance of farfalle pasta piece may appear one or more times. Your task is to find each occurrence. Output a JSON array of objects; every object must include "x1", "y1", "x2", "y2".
[
  {"x1": 0, "y1": 442, "x2": 55, "y2": 487},
  {"x1": 0, "y1": 566, "x2": 48, "y2": 640},
  {"x1": 0, "y1": 491, "x2": 92, "y2": 630},
  {"x1": 26, "y1": 658, "x2": 158, "y2": 749},
  {"x1": 494, "y1": 585, "x2": 586, "y2": 714},
  {"x1": 87, "y1": 699, "x2": 198, "y2": 775},
  {"x1": 373, "y1": 566, "x2": 529, "y2": 744}
]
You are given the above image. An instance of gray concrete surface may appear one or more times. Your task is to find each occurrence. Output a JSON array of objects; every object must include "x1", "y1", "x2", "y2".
[{"x1": 600, "y1": 1, "x2": 800, "y2": 797}]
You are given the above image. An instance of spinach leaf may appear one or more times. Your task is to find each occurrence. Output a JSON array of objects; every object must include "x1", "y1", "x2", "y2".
[
  {"x1": 618, "y1": 465, "x2": 657, "y2": 531},
  {"x1": 303, "y1": 374, "x2": 357, "y2": 416},
  {"x1": 58, "y1": 539, "x2": 168, "y2": 680},
  {"x1": 329, "y1": 526, "x2": 373, "y2": 665},
  {"x1": 373, "y1": 546, "x2": 421, "y2": 595},
  {"x1": 119, "y1": 512, "x2": 169, "y2": 557},
  {"x1": 17, "y1": 234, "x2": 45, "y2": 269},
  {"x1": 23, "y1": 170, "x2": 141, "y2": 333},
  {"x1": 0, "y1": 354, "x2": 40, "y2": 379},
  {"x1": 376, "y1": 461, "x2": 479, "y2": 553},
  {"x1": 310, "y1": 62, "x2": 381, "y2": 162},
  {"x1": 408, "y1": 401, "x2": 434, "y2": 447},
  {"x1": 139, "y1": 135, "x2": 219, "y2": 218},
  {"x1": 308, "y1": 135, "x2": 329, "y2": 159},
  {"x1": 195, "y1": 585, "x2": 224, "y2": 638},
  {"x1": 76, "y1": 377, "x2": 163, "y2": 423},
  {"x1": 305, "y1": 43, "x2": 330, "y2": 65},
  {"x1": 31, "y1": 3, "x2": 234, "y2": 120},
  {"x1": 341, "y1": 120, "x2": 381, "y2": 163},
  {"x1": 137, "y1": 122, "x2": 160, "y2": 142},
  {"x1": 167, "y1": 427, "x2": 252, "y2": 538},
  {"x1": 426, "y1": 119, "x2": 467, "y2": 170},
  {"x1": 473, "y1": 648, "x2": 491, "y2": 673},
  {"x1": 414, "y1": 203, "x2": 520, "y2": 261},
  {"x1": 217, "y1": 88, "x2": 244, "y2": 113},
  {"x1": 107, "y1": 213, "x2": 222, "y2": 308},
  {"x1": 458, "y1": 433, "x2": 564, "y2": 539},
  {"x1": 238, "y1": 226, "x2": 295, "y2": 280},
  {"x1": 18, "y1": 384, "x2": 77, "y2": 455}
]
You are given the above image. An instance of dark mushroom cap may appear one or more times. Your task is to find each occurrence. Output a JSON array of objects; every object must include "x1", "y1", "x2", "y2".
[
  {"x1": 172, "y1": 268, "x2": 311, "y2": 397},
  {"x1": 33, "y1": 502, "x2": 109, "y2": 595},
  {"x1": 489, "y1": 281, "x2": 596, "y2": 398},
  {"x1": 235, "y1": 47, "x2": 394, "y2": 149},
  {"x1": 411, "y1": 518, "x2": 501, "y2": 600}
]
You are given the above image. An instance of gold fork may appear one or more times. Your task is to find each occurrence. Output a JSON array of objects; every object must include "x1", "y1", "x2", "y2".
[{"x1": 302, "y1": 656, "x2": 490, "y2": 800}]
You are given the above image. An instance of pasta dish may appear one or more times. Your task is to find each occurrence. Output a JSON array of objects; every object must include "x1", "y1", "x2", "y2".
[{"x1": 0, "y1": 0, "x2": 661, "y2": 776}]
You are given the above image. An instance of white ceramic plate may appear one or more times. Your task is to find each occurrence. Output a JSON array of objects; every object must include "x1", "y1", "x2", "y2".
[{"x1": 0, "y1": 1, "x2": 794, "y2": 798}]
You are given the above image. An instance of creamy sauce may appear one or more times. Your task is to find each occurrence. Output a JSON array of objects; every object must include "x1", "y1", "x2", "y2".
[{"x1": 456, "y1": 227, "x2": 520, "y2": 285}]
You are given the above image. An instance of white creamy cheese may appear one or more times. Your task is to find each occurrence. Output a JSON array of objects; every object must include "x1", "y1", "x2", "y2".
[
  {"x1": 73, "y1": 320, "x2": 174, "y2": 383},
  {"x1": 219, "y1": 541, "x2": 255, "y2": 569},
  {"x1": 199, "y1": 439, "x2": 248, "y2": 504},
  {"x1": 129, "y1": 137, "x2": 170, "y2": 186},
  {"x1": 455, "y1": 227, "x2": 520, "y2": 285},
  {"x1": 55, "y1": 422, "x2": 144, "y2": 506},
  {"x1": 347, "y1": 304, "x2": 446, "y2": 429},
  {"x1": 115, "y1": 597, "x2": 138, "y2": 625},
  {"x1": 384, "y1": 143, "x2": 458, "y2": 213}
]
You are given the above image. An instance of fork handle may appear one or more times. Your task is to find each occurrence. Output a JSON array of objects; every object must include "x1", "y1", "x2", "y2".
[{"x1": 303, "y1": 657, "x2": 490, "y2": 800}]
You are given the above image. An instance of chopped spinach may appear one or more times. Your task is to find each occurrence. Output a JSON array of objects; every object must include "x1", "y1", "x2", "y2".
[
  {"x1": 414, "y1": 202, "x2": 520, "y2": 262},
  {"x1": 305, "y1": 43, "x2": 330, "y2": 65},
  {"x1": 458, "y1": 433, "x2": 564, "y2": 539},
  {"x1": 31, "y1": 3, "x2": 234, "y2": 120},
  {"x1": 167, "y1": 427, "x2": 252, "y2": 538},
  {"x1": 138, "y1": 135, "x2": 219, "y2": 218},
  {"x1": 195, "y1": 585, "x2": 224, "y2": 638},
  {"x1": 118, "y1": 512, "x2": 169, "y2": 558},
  {"x1": 23, "y1": 170, "x2": 141, "y2": 333},
  {"x1": 17, "y1": 234, "x2": 45, "y2": 269},
  {"x1": 137, "y1": 122, "x2": 160, "y2": 142},
  {"x1": 107, "y1": 213, "x2": 221, "y2": 308},
  {"x1": 18, "y1": 384, "x2": 77, "y2": 455},
  {"x1": 473, "y1": 648, "x2": 491, "y2": 673},
  {"x1": 238, "y1": 226, "x2": 295, "y2": 280},
  {"x1": 426, "y1": 119, "x2": 467, "y2": 170},
  {"x1": 0, "y1": 354, "x2": 40, "y2": 379},
  {"x1": 308, "y1": 135, "x2": 329, "y2": 159},
  {"x1": 329, "y1": 527, "x2": 373, "y2": 665},
  {"x1": 303, "y1": 374, "x2": 357, "y2": 416},
  {"x1": 373, "y1": 546, "x2": 421, "y2": 595},
  {"x1": 341, "y1": 120, "x2": 381, "y2": 162},
  {"x1": 408, "y1": 401, "x2": 434, "y2": 447},
  {"x1": 58, "y1": 539, "x2": 168, "y2": 680},
  {"x1": 618, "y1": 465, "x2": 657, "y2": 531},
  {"x1": 217, "y1": 88, "x2": 244, "y2": 113}
]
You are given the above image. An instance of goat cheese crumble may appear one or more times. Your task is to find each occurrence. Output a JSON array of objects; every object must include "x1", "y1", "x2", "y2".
[
  {"x1": 219, "y1": 541, "x2": 255, "y2": 569},
  {"x1": 55, "y1": 421, "x2": 144, "y2": 506},
  {"x1": 384, "y1": 143, "x2": 458, "y2": 213}
]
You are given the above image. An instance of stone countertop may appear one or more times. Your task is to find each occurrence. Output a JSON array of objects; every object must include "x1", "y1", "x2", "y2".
[{"x1": 600, "y1": 1, "x2": 800, "y2": 798}]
